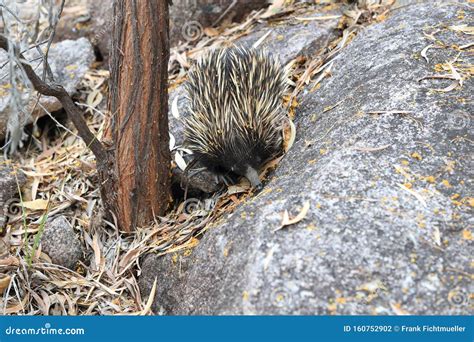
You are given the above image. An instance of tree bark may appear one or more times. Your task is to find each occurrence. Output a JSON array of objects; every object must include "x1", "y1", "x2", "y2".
[{"x1": 107, "y1": 0, "x2": 171, "y2": 232}]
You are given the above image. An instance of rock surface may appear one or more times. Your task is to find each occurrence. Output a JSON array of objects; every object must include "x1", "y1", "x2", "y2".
[
  {"x1": 56, "y1": 0, "x2": 113, "y2": 64},
  {"x1": 237, "y1": 15, "x2": 339, "y2": 65},
  {"x1": 140, "y1": 2, "x2": 473, "y2": 314},
  {"x1": 0, "y1": 38, "x2": 95, "y2": 141},
  {"x1": 40, "y1": 216, "x2": 84, "y2": 270}
]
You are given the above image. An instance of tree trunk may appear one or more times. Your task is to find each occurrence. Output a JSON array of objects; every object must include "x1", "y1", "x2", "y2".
[
  {"x1": 0, "y1": 1, "x2": 171, "y2": 233},
  {"x1": 106, "y1": 0, "x2": 171, "y2": 232}
]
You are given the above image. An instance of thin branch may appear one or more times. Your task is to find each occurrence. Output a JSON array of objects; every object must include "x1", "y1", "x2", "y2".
[
  {"x1": 0, "y1": 35, "x2": 107, "y2": 160},
  {"x1": 41, "y1": 0, "x2": 66, "y2": 82}
]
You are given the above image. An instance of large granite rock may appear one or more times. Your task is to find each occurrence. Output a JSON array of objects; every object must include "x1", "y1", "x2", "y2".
[
  {"x1": 140, "y1": 2, "x2": 473, "y2": 314},
  {"x1": 0, "y1": 38, "x2": 95, "y2": 142}
]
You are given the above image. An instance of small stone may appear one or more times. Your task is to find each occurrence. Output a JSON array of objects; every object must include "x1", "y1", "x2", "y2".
[{"x1": 40, "y1": 216, "x2": 84, "y2": 270}]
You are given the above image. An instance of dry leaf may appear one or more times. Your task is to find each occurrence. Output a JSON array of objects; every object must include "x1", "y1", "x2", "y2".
[
  {"x1": 448, "y1": 25, "x2": 474, "y2": 35},
  {"x1": 433, "y1": 226, "x2": 441, "y2": 246},
  {"x1": 228, "y1": 184, "x2": 250, "y2": 195},
  {"x1": 140, "y1": 278, "x2": 157, "y2": 315},
  {"x1": 420, "y1": 44, "x2": 434, "y2": 63},
  {"x1": 171, "y1": 95, "x2": 180, "y2": 119},
  {"x1": 252, "y1": 30, "x2": 272, "y2": 49},
  {"x1": 169, "y1": 133, "x2": 176, "y2": 151},
  {"x1": 353, "y1": 144, "x2": 391, "y2": 152},
  {"x1": 295, "y1": 15, "x2": 341, "y2": 21},
  {"x1": 0, "y1": 256, "x2": 19, "y2": 267},
  {"x1": 0, "y1": 274, "x2": 11, "y2": 294},
  {"x1": 283, "y1": 118, "x2": 296, "y2": 152},
  {"x1": 91, "y1": 233, "x2": 102, "y2": 271},
  {"x1": 3, "y1": 295, "x2": 28, "y2": 314},
  {"x1": 86, "y1": 89, "x2": 103, "y2": 109},
  {"x1": 31, "y1": 177, "x2": 40, "y2": 201},
  {"x1": 204, "y1": 27, "x2": 219, "y2": 37},
  {"x1": 119, "y1": 248, "x2": 141, "y2": 273},
  {"x1": 175, "y1": 52, "x2": 190, "y2": 69},
  {"x1": 174, "y1": 151, "x2": 187, "y2": 172},
  {"x1": 398, "y1": 184, "x2": 427, "y2": 207},
  {"x1": 21, "y1": 199, "x2": 49, "y2": 211},
  {"x1": 275, "y1": 201, "x2": 310, "y2": 231}
]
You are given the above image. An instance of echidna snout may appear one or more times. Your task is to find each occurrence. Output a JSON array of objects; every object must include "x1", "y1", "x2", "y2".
[
  {"x1": 243, "y1": 166, "x2": 261, "y2": 188},
  {"x1": 229, "y1": 160, "x2": 262, "y2": 188}
]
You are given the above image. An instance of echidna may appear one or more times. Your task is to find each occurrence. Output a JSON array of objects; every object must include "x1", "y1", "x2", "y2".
[{"x1": 183, "y1": 47, "x2": 289, "y2": 188}]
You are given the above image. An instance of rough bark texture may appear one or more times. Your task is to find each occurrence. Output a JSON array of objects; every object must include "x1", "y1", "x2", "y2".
[{"x1": 109, "y1": 0, "x2": 171, "y2": 232}]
